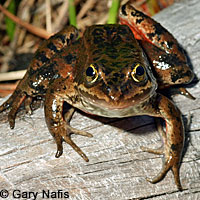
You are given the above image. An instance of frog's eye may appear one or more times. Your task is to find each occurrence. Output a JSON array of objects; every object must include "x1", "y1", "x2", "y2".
[
  {"x1": 131, "y1": 64, "x2": 146, "y2": 82},
  {"x1": 85, "y1": 64, "x2": 98, "y2": 83}
]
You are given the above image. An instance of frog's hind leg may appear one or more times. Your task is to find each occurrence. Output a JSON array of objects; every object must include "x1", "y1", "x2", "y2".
[
  {"x1": 119, "y1": 3, "x2": 189, "y2": 59},
  {"x1": 7, "y1": 92, "x2": 27, "y2": 129},
  {"x1": 119, "y1": 3, "x2": 194, "y2": 99},
  {"x1": 0, "y1": 73, "x2": 35, "y2": 128},
  {"x1": 0, "y1": 86, "x2": 27, "y2": 128}
]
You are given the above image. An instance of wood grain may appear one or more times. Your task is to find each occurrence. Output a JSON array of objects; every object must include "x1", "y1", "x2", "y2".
[{"x1": 0, "y1": 0, "x2": 199, "y2": 199}]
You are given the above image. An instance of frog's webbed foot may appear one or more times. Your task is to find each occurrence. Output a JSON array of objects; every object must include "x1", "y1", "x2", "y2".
[
  {"x1": 50, "y1": 119, "x2": 93, "y2": 162},
  {"x1": 141, "y1": 145, "x2": 182, "y2": 191},
  {"x1": 54, "y1": 123, "x2": 93, "y2": 162}
]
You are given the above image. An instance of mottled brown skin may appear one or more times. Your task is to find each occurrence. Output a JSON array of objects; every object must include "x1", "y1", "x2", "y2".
[
  {"x1": 120, "y1": 4, "x2": 194, "y2": 89},
  {"x1": 0, "y1": 3, "x2": 194, "y2": 191},
  {"x1": 0, "y1": 25, "x2": 79, "y2": 128}
]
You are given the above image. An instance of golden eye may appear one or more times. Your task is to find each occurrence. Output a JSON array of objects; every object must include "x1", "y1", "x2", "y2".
[
  {"x1": 131, "y1": 64, "x2": 146, "y2": 82},
  {"x1": 85, "y1": 64, "x2": 98, "y2": 83}
]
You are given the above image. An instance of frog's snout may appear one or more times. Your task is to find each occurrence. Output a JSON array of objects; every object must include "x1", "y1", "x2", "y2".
[
  {"x1": 102, "y1": 75, "x2": 129, "y2": 101},
  {"x1": 106, "y1": 86, "x2": 122, "y2": 101}
]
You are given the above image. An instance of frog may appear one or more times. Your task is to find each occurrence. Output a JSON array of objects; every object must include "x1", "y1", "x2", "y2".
[{"x1": 0, "y1": 3, "x2": 194, "y2": 190}]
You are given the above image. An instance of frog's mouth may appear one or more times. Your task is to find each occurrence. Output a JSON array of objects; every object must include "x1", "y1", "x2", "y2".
[{"x1": 77, "y1": 86, "x2": 156, "y2": 118}]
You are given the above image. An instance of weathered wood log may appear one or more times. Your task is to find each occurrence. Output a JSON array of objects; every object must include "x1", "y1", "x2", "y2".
[{"x1": 0, "y1": 0, "x2": 199, "y2": 199}]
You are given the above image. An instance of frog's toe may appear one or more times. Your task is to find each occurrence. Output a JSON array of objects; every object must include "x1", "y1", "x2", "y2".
[
  {"x1": 63, "y1": 134, "x2": 89, "y2": 162},
  {"x1": 0, "y1": 96, "x2": 13, "y2": 112},
  {"x1": 0, "y1": 90, "x2": 28, "y2": 129},
  {"x1": 146, "y1": 160, "x2": 171, "y2": 183},
  {"x1": 146, "y1": 162, "x2": 182, "y2": 190},
  {"x1": 24, "y1": 96, "x2": 33, "y2": 115},
  {"x1": 172, "y1": 165, "x2": 182, "y2": 191},
  {"x1": 0, "y1": 98, "x2": 16, "y2": 128},
  {"x1": 179, "y1": 87, "x2": 195, "y2": 100},
  {"x1": 54, "y1": 134, "x2": 64, "y2": 158},
  {"x1": 67, "y1": 125, "x2": 93, "y2": 138},
  {"x1": 166, "y1": 87, "x2": 196, "y2": 100},
  {"x1": 145, "y1": 152, "x2": 183, "y2": 190},
  {"x1": 65, "y1": 124, "x2": 92, "y2": 161},
  {"x1": 141, "y1": 146, "x2": 163, "y2": 155},
  {"x1": 53, "y1": 124, "x2": 91, "y2": 162},
  {"x1": 51, "y1": 125, "x2": 89, "y2": 161},
  {"x1": 55, "y1": 148, "x2": 63, "y2": 158},
  {"x1": 8, "y1": 112, "x2": 16, "y2": 129},
  {"x1": 7, "y1": 93, "x2": 27, "y2": 129}
]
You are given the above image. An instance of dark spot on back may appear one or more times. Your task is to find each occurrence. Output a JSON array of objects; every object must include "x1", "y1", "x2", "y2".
[
  {"x1": 147, "y1": 32, "x2": 156, "y2": 40},
  {"x1": 53, "y1": 34, "x2": 65, "y2": 44},
  {"x1": 70, "y1": 33, "x2": 75, "y2": 40},
  {"x1": 36, "y1": 51, "x2": 49, "y2": 63},
  {"x1": 107, "y1": 81, "x2": 113, "y2": 86},
  {"x1": 131, "y1": 11, "x2": 136, "y2": 17},
  {"x1": 136, "y1": 18, "x2": 143, "y2": 24},
  {"x1": 121, "y1": 4, "x2": 127, "y2": 16},
  {"x1": 149, "y1": 23, "x2": 167, "y2": 40},
  {"x1": 93, "y1": 36, "x2": 103, "y2": 44},
  {"x1": 171, "y1": 144, "x2": 178, "y2": 151},
  {"x1": 104, "y1": 26, "x2": 115, "y2": 37},
  {"x1": 47, "y1": 42, "x2": 59, "y2": 53},
  {"x1": 92, "y1": 28, "x2": 104, "y2": 36},
  {"x1": 167, "y1": 41, "x2": 174, "y2": 49},
  {"x1": 63, "y1": 85, "x2": 67, "y2": 90},
  {"x1": 67, "y1": 38, "x2": 70, "y2": 44}
]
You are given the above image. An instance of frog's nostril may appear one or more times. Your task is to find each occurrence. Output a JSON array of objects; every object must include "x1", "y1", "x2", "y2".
[
  {"x1": 102, "y1": 84, "x2": 120, "y2": 101},
  {"x1": 108, "y1": 90, "x2": 121, "y2": 101},
  {"x1": 107, "y1": 86, "x2": 122, "y2": 101}
]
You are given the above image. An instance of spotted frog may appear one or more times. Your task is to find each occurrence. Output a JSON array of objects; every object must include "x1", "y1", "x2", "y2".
[{"x1": 0, "y1": 3, "x2": 194, "y2": 190}]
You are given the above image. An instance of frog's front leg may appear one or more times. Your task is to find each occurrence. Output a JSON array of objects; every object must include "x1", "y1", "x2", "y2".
[
  {"x1": 44, "y1": 79, "x2": 93, "y2": 162},
  {"x1": 142, "y1": 93, "x2": 184, "y2": 190}
]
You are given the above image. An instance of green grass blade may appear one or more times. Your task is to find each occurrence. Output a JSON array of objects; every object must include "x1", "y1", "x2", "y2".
[
  {"x1": 5, "y1": 0, "x2": 16, "y2": 40},
  {"x1": 68, "y1": 0, "x2": 77, "y2": 27},
  {"x1": 107, "y1": 0, "x2": 120, "y2": 24}
]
